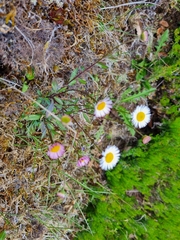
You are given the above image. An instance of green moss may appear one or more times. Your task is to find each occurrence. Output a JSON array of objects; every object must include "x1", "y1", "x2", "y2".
[{"x1": 76, "y1": 118, "x2": 180, "y2": 239}]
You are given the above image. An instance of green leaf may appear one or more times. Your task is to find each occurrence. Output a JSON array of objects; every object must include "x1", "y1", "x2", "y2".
[
  {"x1": 22, "y1": 82, "x2": 29, "y2": 92},
  {"x1": 25, "y1": 66, "x2": 35, "y2": 80},
  {"x1": 0, "y1": 230, "x2": 6, "y2": 240},
  {"x1": 117, "y1": 106, "x2": 135, "y2": 136},
  {"x1": 96, "y1": 62, "x2": 108, "y2": 69},
  {"x1": 121, "y1": 88, "x2": 156, "y2": 103},
  {"x1": 68, "y1": 80, "x2": 76, "y2": 86},
  {"x1": 155, "y1": 29, "x2": 169, "y2": 55},
  {"x1": 70, "y1": 68, "x2": 79, "y2": 81},
  {"x1": 88, "y1": 73, "x2": 100, "y2": 82},
  {"x1": 51, "y1": 79, "x2": 59, "y2": 92},
  {"x1": 82, "y1": 113, "x2": 91, "y2": 123},
  {"x1": 58, "y1": 87, "x2": 67, "y2": 93},
  {"x1": 24, "y1": 114, "x2": 41, "y2": 121},
  {"x1": 78, "y1": 78, "x2": 87, "y2": 84},
  {"x1": 54, "y1": 96, "x2": 63, "y2": 105}
]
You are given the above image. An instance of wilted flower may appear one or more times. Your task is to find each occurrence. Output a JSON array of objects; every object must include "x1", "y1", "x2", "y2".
[
  {"x1": 57, "y1": 192, "x2": 66, "y2": 199},
  {"x1": 143, "y1": 135, "x2": 152, "y2": 144},
  {"x1": 77, "y1": 156, "x2": 90, "y2": 167},
  {"x1": 47, "y1": 142, "x2": 65, "y2": 159},
  {"x1": 61, "y1": 115, "x2": 72, "y2": 126},
  {"x1": 100, "y1": 145, "x2": 120, "y2": 171},
  {"x1": 141, "y1": 31, "x2": 148, "y2": 42},
  {"x1": 94, "y1": 97, "x2": 112, "y2": 118},
  {"x1": 132, "y1": 105, "x2": 151, "y2": 129}
]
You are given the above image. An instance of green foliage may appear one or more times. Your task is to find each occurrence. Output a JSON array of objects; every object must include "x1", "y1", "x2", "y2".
[
  {"x1": 148, "y1": 28, "x2": 179, "y2": 82},
  {"x1": 19, "y1": 74, "x2": 88, "y2": 138},
  {"x1": 120, "y1": 87, "x2": 156, "y2": 103},
  {"x1": 25, "y1": 66, "x2": 35, "y2": 80},
  {"x1": 116, "y1": 105, "x2": 135, "y2": 136},
  {"x1": 155, "y1": 29, "x2": 169, "y2": 56},
  {"x1": 76, "y1": 117, "x2": 180, "y2": 239},
  {"x1": 131, "y1": 27, "x2": 180, "y2": 120},
  {"x1": 132, "y1": 27, "x2": 180, "y2": 83},
  {"x1": 0, "y1": 231, "x2": 6, "y2": 240}
]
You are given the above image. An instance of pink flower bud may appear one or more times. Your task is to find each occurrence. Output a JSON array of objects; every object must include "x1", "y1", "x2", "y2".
[{"x1": 143, "y1": 135, "x2": 151, "y2": 144}]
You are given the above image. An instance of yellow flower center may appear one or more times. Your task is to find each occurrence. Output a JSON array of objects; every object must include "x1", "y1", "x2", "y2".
[
  {"x1": 97, "y1": 101, "x2": 106, "y2": 110},
  {"x1": 105, "y1": 152, "x2": 114, "y2": 163},
  {"x1": 51, "y1": 145, "x2": 61, "y2": 152},
  {"x1": 137, "y1": 112, "x2": 145, "y2": 122}
]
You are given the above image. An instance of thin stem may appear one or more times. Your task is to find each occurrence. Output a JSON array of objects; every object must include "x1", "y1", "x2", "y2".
[
  {"x1": 67, "y1": 44, "x2": 120, "y2": 85},
  {"x1": 100, "y1": 1, "x2": 159, "y2": 10},
  {"x1": 51, "y1": 88, "x2": 96, "y2": 102},
  {"x1": 15, "y1": 25, "x2": 34, "y2": 66}
]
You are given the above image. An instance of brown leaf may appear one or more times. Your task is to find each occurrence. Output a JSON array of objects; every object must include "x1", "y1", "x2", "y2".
[
  {"x1": 157, "y1": 26, "x2": 165, "y2": 36},
  {"x1": 0, "y1": 24, "x2": 12, "y2": 34},
  {"x1": 159, "y1": 20, "x2": 169, "y2": 28},
  {"x1": 49, "y1": 7, "x2": 65, "y2": 25}
]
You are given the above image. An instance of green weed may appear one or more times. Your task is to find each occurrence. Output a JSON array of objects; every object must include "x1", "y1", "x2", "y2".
[{"x1": 0, "y1": 231, "x2": 6, "y2": 240}]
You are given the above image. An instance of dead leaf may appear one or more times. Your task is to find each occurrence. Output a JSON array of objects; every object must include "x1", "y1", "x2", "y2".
[
  {"x1": 5, "y1": 6, "x2": 16, "y2": 26},
  {"x1": 157, "y1": 26, "x2": 165, "y2": 36},
  {"x1": 134, "y1": 20, "x2": 143, "y2": 37},
  {"x1": 0, "y1": 24, "x2": 12, "y2": 34},
  {"x1": 159, "y1": 20, "x2": 169, "y2": 28},
  {"x1": 158, "y1": 52, "x2": 168, "y2": 57},
  {"x1": 49, "y1": 7, "x2": 66, "y2": 25}
]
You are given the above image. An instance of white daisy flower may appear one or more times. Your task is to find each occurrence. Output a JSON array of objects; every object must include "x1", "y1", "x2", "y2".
[
  {"x1": 94, "y1": 97, "x2": 112, "y2": 118},
  {"x1": 132, "y1": 105, "x2": 151, "y2": 129},
  {"x1": 100, "y1": 145, "x2": 120, "y2": 171}
]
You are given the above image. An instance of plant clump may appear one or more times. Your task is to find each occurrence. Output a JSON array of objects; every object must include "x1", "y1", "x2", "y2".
[{"x1": 0, "y1": 0, "x2": 179, "y2": 239}]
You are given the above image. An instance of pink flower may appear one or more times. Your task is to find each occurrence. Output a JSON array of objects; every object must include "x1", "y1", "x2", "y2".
[
  {"x1": 142, "y1": 135, "x2": 152, "y2": 144},
  {"x1": 77, "y1": 156, "x2": 90, "y2": 167},
  {"x1": 47, "y1": 142, "x2": 65, "y2": 159}
]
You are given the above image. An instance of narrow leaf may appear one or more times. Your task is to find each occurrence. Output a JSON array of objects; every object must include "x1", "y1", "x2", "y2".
[
  {"x1": 40, "y1": 122, "x2": 46, "y2": 139},
  {"x1": 51, "y1": 79, "x2": 59, "y2": 92},
  {"x1": 121, "y1": 88, "x2": 156, "y2": 103},
  {"x1": 96, "y1": 62, "x2": 108, "y2": 69},
  {"x1": 70, "y1": 68, "x2": 79, "y2": 81},
  {"x1": 54, "y1": 96, "x2": 63, "y2": 105},
  {"x1": 24, "y1": 114, "x2": 41, "y2": 121},
  {"x1": 78, "y1": 78, "x2": 87, "y2": 84},
  {"x1": 68, "y1": 80, "x2": 76, "y2": 86},
  {"x1": 46, "y1": 99, "x2": 54, "y2": 118},
  {"x1": 83, "y1": 113, "x2": 91, "y2": 123},
  {"x1": 0, "y1": 230, "x2": 6, "y2": 240},
  {"x1": 155, "y1": 29, "x2": 169, "y2": 55}
]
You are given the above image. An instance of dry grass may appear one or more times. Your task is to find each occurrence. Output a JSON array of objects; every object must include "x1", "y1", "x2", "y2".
[{"x1": 0, "y1": 0, "x2": 177, "y2": 239}]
